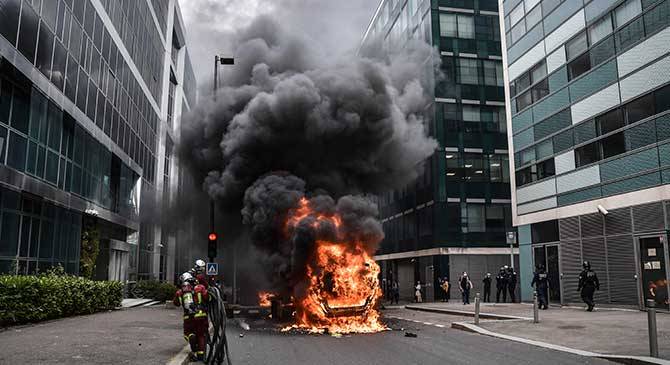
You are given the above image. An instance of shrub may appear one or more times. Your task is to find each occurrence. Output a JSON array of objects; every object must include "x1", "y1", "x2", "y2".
[
  {"x1": 134, "y1": 280, "x2": 177, "y2": 302},
  {"x1": 0, "y1": 272, "x2": 123, "y2": 326}
]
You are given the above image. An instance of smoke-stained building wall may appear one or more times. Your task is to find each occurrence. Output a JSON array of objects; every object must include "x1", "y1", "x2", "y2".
[
  {"x1": 500, "y1": 0, "x2": 670, "y2": 309},
  {"x1": 0, "y1": 0, "x2": 196, "y2": 283},
  {"x1": 361, "y1": 0, "x2": 517, "y2": 302}
]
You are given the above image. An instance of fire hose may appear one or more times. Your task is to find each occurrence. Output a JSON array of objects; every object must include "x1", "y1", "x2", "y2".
[{"x1": 206, "y1": 285, "x2": 232, "y2": 365}]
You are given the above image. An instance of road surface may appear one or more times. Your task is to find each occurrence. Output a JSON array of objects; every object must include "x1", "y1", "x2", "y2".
[{"x1": 224, "y1": 308, "x2": 610, "y2": 365}]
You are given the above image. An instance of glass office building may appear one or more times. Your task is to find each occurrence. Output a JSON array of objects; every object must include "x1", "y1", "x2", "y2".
[
  {"x1": 362, "y1": 0, "x2": 517, "y2": 302},
  {"x1": 0, "y1": 0, "x2": 197, "y2": 283},
  {"x1": 502, "y1": 0, "x2": 670, "y2": 309}
]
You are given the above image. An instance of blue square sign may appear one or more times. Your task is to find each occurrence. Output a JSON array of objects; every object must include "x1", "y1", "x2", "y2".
[{"x1": 206, "y1": 263, "x2": 218, "y2": 276}]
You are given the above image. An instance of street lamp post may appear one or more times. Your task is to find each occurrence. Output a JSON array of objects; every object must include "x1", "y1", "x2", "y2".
[{"x1": 211, "y1": 55, "x2": 235, "y2": 300}]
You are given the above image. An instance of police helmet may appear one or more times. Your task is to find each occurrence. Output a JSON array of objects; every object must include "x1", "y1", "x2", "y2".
[{"x1": 582, "y1": 261, "x2": 591, "y2": 269}]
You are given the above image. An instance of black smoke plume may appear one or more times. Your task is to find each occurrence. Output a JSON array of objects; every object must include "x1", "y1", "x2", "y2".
[{"x1": 178, "y1": 16, "x2": 437, "y2": 300}]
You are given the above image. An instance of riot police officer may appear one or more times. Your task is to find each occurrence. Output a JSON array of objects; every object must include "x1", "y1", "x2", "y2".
[
  {"x1": 507, "y1": 266, "x2": 518, "y2": 303},
  {"x1": 496, "y1": 267, "x2": 508, "y2": 303},
  {"x1": 578, "y1": 261, "x2": 600, "y2": 311},
  {"x1": 531, "y1": 264, "x2": 549, "y2": 310},
  {"x1": 482, "y1": 273, "x2": 492, "y2": 302}
]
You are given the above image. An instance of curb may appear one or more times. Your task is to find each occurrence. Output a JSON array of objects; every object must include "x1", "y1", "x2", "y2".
[
  {"x1": 405, "y1": 305, "x2": 531, "y2": 320},
  {"x1": 166, "y1": 344, "x2": 191, "y2": 365},
  {"x1": 451, "y1": 321, "x2": 670, "y2": 365}
]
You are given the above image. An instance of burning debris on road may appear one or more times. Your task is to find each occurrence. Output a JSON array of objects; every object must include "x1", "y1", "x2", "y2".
[{"x1": 179, "y1": 15, "x2": 437, "y2": 335}]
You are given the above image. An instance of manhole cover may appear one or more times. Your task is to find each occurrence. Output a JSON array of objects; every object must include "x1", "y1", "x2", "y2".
[{"x1": 558, "y1": 325, "x2": 585, "y2": 330}]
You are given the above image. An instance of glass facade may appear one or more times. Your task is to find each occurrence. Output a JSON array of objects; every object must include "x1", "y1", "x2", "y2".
[
  {"x1": 362, "y1": 0, "x2": 515, "y2": 301},
  {"x1": 0, "y1": 0, "x2": 197, "y2": 281},
  {"x1": 363, "y1": 0, "x2": 512, "y2": 254},
  {"x1": 503, "y1": 0, "x2": 670, "y2": 306}
]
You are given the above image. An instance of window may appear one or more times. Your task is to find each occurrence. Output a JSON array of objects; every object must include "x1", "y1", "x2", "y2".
[
  {"x1": 566, "y1": 31, "x2": 589, "y2": 60},
  {"x1": 485, "y1": 205, "x2": 505, "y2": 231},
  {"x1": 644, "y1": 0, "x2": 670, "y2": 35},
  {"x1": 517, "y1": 72, "x2": 531, "y2": 91},
  {"x1": 510, "y1": 3, "x2": 525, "y2": 26},
  {"x1": 575, "y1": 141, "x2": 601, "y2": 167},
  {"x1": 526, "y1": 5, "x2": 542, "y2": 29},
  {"x1": 625, "y1": 94, "x2": 655, "y2": 124},
  {"x1": 457, "y1": 15, "x2": 475, "y2": 39},
  {"x1": 615, "y1": 0, "x2": 642, "y2": 27},
  {"x1": 439, "y1": 14, "x2": 457, "y2": 37},
  {"x1": 7, "y1": 131, "x2": 27, "y2": 171},
  {"x1": 568, "y1": 52, "x2": 591, "y2": 80},
  {"x1": 601, "y1": 132, "x2": 626, "y2": 158},
  {"x1": 17, "y1": 4, "x2": 39, "y2": 63},
  {"x1": 0, "y1": 0, "x2": 20, "y2": 46},
  {"x1": 597, "y1": 108, "x2": 625, "y2": 134},
  {"x1": 516, "y1": 165, "x2": 536, "y2": 186},
  {"x1": 446, "y1": 152, "x2": 460, "y2": 180},
  {"x1": 459, "y1": 58, "x2": 479, "y2": 85},
  {"x1": 531, "y1": 79, "x2": 549, "y2": 102},
  {"x1": 516, "y1": 90, "x2": 532, "y2": 110},
  {"x1": 531, "y1": 61, "x2": 547, "y2": 82},
  {"x1": 537, "y1": 158, "x2": 555, "y2": 179},
  {"x1": 615, "y1": 17, "x2": 644, "y2": 50},
  {"x1": 465, "y1": 204, "x2": 486, "y2": 232},
  {"x1": 590, "y1": 36, "x2": 615, "y2": 67},
  {"x1": 483, "y1": 60, "x2": 503, "y2": 86},
  {"x1": 464, "y1": 153, "x2": 485, "y2": 181},
  {"x1": 655, "y1": 84, "x2": 670, "y2": 113},
  {"x1": 589, "y1": 15, "x2": 613, "y2": 44},
  {"x1": 511, "y1": 20, "x2": 526, "y2": 43}
]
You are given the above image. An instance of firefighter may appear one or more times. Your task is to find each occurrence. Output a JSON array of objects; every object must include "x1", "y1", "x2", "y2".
[
  {"x1": 189, "y1": 259, "x2": 209, "y2": 288},
  {"x1": 496, "y1": 267, "x2": 507, "y2": 303},
  {"x1": 174, "y1": 272, "x2": 209, "y2": 360},
  {"x1": 531, "y1": 264, "x2": 549, "y2": 310},
  {"x1": 578, "y1": 261, "x2": 600, "y2": 311}
]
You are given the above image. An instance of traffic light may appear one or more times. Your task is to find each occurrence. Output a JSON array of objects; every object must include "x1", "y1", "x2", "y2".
[{"x1": 208, "y1": 232, "x2": 217, "y2": 259}]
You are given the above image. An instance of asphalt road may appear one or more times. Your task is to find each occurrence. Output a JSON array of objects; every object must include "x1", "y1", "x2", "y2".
[{"x1": 224, "y1": 309, "x2": 611, "y2": 365}]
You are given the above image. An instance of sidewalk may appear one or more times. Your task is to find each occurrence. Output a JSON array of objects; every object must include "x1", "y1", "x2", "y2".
[
  {"x1": 406, "y1": 301, "x2": 670, "y2": 361},
  {"x1": 0, "y1": 306, "x2": 184, "y2": 364}
]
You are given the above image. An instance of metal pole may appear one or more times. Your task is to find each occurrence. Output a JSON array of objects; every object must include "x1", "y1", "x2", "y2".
[
  {"x1": 213, "y1": 55, "x2": 219, "y2": 95},
  {"x1": 510, "y1": 243, "x2": 515, "y2": 268},
  {"x1": 646, "y1": 299, "x2": 658, "y2": 357},
  {"x1": 233, "y1": 244, "x2": 237, "y2": 304},
  {"x1": 533, "y1": 291, "x2": 539, "y2": 323},
  {"x1": 210, "y1": 55, "x2": 218, "y2": 262},
  {"x1": 474, "y1": 292, "x2": 481, "y2": 325}
]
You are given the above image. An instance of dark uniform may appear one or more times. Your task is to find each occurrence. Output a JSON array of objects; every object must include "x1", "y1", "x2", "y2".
[
  {"x1": 482, "y1": 274, "x2": 492, "y2": 302},
  {"x1": 578, "y1": 261, "x2": 600, "y2": 311},
  {"x1": 496, "y1": 268, "x2": 507, "y2": 303},
  {"x1": 507, "y1": 267, "x2": 518, "y2": 303},
  {"x1": 531, "y1": 265, "x2": 549, "y2": 309}
]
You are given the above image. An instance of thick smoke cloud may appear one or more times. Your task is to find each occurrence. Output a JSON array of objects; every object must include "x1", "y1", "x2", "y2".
[{"x1": 178, "y1": 15, "x2": 437, "y2": 298}]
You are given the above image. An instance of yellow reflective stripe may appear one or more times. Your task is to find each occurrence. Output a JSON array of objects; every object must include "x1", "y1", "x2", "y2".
[
  {"x1": 194, "y1": 311, "x2": 207, "y2": 318},
  {"x1": 197, "y1": 292, "x2": 202, "y2": 303},
  {"x1": 196, "y1": 351, "x2": 205, "y2": 355},
  {"x1": 183, "y1": 315, "x2": 189, "y2": 320}
]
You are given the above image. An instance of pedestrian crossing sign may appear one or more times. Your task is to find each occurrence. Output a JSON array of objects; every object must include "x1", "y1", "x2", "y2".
[{"x1": 206, "y1": 263, "x2": 218, "y2": 276}]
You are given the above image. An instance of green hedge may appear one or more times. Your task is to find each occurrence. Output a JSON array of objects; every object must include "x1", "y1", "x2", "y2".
[
  {"x1": 134, "y1": 280, "x2": 177, "y2": 302},
  {"x1": 0, "y1": 272, "x2": 123, "y2": 325}
]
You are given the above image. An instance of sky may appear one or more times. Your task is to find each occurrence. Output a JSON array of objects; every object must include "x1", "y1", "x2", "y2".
[{"x1": 178, "y1": 0, "x2": 379, "y2": 90}]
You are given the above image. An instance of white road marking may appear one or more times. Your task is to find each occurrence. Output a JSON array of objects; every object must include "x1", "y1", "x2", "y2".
[{"x1": 387, "y1": 316, "x2": 448, "y2": 330}]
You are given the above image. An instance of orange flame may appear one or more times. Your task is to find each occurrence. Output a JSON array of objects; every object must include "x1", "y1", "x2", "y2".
[
  {"x1": 258, "y1": 291, "x2": 274, "y2": 307},
  {"x1": 282, "y1": 197, "x2": 386, "y2": 334}
]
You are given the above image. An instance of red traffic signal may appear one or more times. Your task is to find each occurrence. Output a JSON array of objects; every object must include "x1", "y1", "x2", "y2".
[{"x1": 208, "y1": 233, "x2": 217, "y2": 241}]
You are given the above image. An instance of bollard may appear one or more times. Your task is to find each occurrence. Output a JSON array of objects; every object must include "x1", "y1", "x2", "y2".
[
  {"x1": 647, "y1": 299, "x2": 658, "y2": 357},
  {"x1": 474, "y1": 292, "x2": 481, "y2": 325},
  {"x1": 533, "y1": 291, "x2": 539, "y2": 324}
]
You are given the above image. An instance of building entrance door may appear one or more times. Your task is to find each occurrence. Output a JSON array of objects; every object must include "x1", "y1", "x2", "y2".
[
  {"x1": 533, "y1": 244, "x2": 561, "y2": 304},
  {"x1": 638, "y1": 236, "x2": 669, "y2": 311}
]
